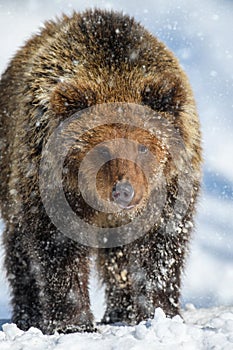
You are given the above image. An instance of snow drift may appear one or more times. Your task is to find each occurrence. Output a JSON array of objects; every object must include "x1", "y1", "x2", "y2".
[{"x1": 1, "y1": 306, "x2": 233, "y2": 350}]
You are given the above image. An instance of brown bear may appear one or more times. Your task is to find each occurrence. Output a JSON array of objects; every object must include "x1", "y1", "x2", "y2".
[{"x1": 0, "y1": 9, "x2": 202, "y2": 334}]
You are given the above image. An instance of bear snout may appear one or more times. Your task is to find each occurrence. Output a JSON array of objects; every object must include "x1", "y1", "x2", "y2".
[{"x1": 112, "y1": 180, "x2": 135, "y2": 209}]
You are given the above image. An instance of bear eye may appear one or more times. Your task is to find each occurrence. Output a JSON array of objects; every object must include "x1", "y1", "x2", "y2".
[
  {"x1": 138, "y1": 144, "x2": 148, "y2": 154},
  {"x1": 98, "y1": 146, "x2": 111, "y2": 159}
]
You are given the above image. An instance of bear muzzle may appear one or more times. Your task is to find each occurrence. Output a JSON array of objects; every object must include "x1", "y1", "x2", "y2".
[{"x1": 112, "y1": 180, "x2": 135, "y2": 209}]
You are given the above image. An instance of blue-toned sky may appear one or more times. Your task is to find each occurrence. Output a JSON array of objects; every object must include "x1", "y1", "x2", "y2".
[{"x1": 0, "y1": 0, "x2": 233, "y2": 318}]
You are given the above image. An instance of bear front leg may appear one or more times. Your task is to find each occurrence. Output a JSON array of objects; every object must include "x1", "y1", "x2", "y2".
[
  {"x1": 98, "y1": 247, "x2": 139, "y2": 325},
  {"x1": 98, "y1": 228, "x2": 188, "y2": 325},
  {"x1": 4, "y1": 226, "x2": 94, "y2": 334},
  {"x1": 4, "y1": 228, "x2": 43, "y2": 331},
  {"x1": 127, "y1": 228, "x2": 189, "y2": 320},
  {"x1": 32, "y1": 237, "x2": 94, "y2": 334}
]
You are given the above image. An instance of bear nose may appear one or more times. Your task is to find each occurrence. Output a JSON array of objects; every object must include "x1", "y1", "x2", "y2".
[{"x1": 112, "y1": 181, "x2": 134, "y2": 208}]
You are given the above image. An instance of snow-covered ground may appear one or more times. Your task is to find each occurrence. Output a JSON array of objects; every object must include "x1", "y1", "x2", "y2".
[
  {"x1": 1, "y1": 306, "x2": 233, "y2": 349},
  {"x1": 0, "y1": 0, "x2": 233, "y2": 348}
]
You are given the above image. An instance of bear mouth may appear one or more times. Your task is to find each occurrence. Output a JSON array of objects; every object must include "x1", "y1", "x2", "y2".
[{"x1": 118, "y1": 203, "x2": 136, "y2": 210}]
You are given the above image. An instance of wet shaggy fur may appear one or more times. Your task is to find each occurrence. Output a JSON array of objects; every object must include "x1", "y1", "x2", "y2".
[{"x1": 0, "y1": 10, "x2": 202, "y2": 334}]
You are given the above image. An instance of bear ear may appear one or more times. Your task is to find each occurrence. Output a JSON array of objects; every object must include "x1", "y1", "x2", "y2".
[
  {"x1": 50, "y1": 81, "x2": 96, "y2": 117},
  {"x1": 141, "y1": 74, "x2": 187, "y2": 115}
]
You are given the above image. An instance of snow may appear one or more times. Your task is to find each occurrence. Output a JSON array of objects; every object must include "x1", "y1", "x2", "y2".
[
  {"x1": 0, "y1": 0, "x2": 233, "y2": 348},
  {"x1": 0, "y1": 307, "x2": 233, "y2": 349}
]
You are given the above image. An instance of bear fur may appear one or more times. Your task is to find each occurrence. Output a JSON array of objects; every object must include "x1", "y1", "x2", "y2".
[{"x1": 0, "y1": 9, "x2": 202, "y2": 334}]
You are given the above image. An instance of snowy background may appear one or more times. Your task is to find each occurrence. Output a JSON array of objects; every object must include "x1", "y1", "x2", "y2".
[{"x1": 0, "y1": 0, "x2": 233, "y2": 323}]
